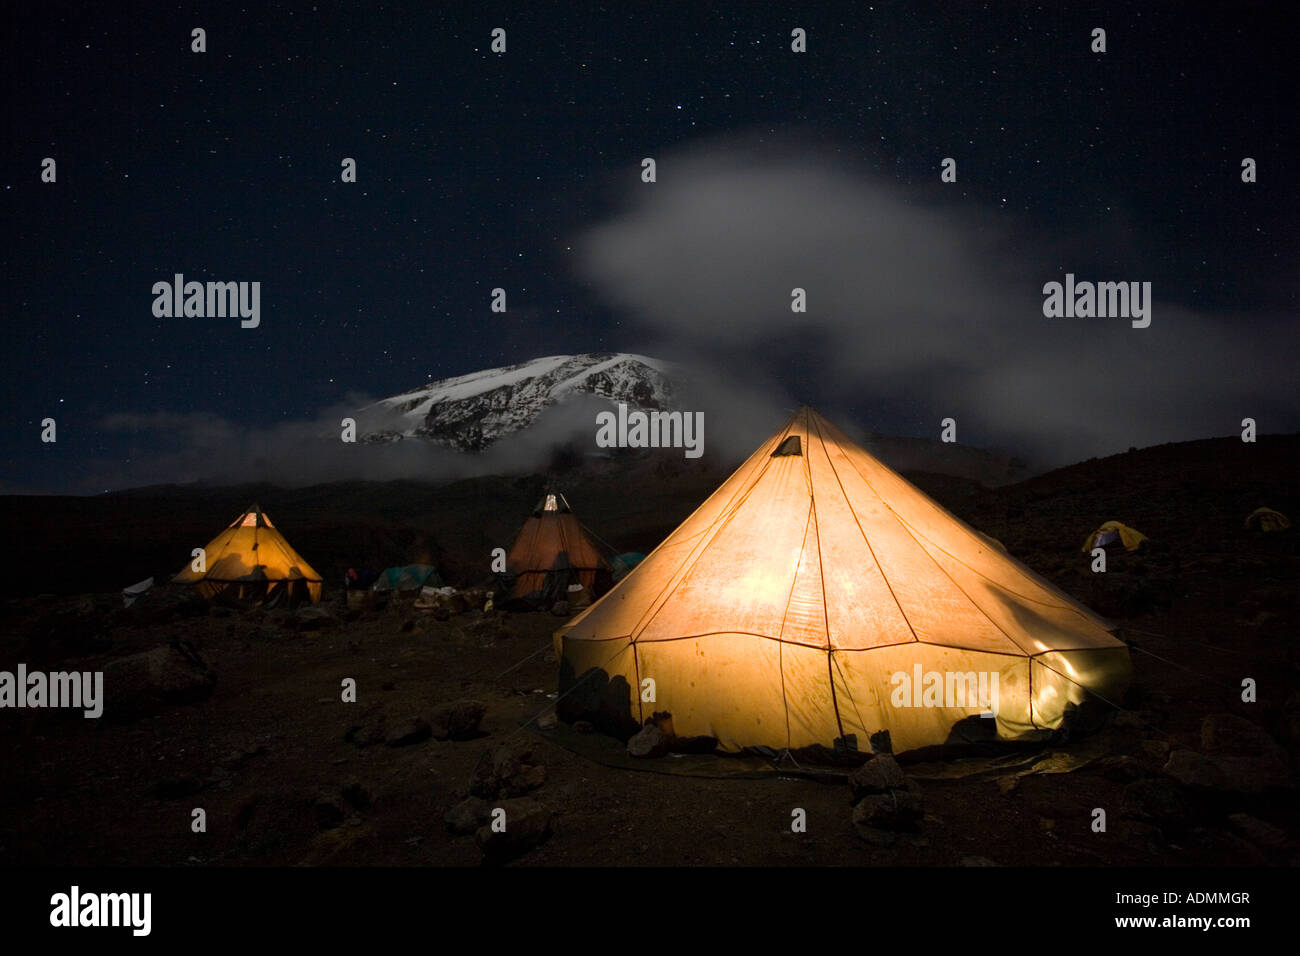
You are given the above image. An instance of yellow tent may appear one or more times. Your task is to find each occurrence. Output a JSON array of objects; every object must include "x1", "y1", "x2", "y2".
[
  {"x1": 1082, "y1": 521, "x2": 1147, "y2": 553},
  {"x1": 1245, "y1": 507, "x2": 1291, "y2": 533},
  {"x1": 172, "y1": 503, "x2": 323, "y2": 605},
  {"x1": 555, "y1": 408, "x2": 1130, "y2": 754}
]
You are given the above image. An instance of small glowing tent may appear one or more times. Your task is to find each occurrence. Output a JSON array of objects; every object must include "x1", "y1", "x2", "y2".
[
  {"x1": 504, "y1": 492, "x2": 608, "y2": 603},
  {"x1": 1082, "y1": 521, "x2": 1147, "y2": 553},
  {"x1": 1245, "y1": 507, "x2": 1291, "y2": 533},
  {"x1": 172, "y1": 504, "x2": 323, "y2": 605},
  {"x1": 555, "y1": 408, "x2": 1131, "y2": 754}
]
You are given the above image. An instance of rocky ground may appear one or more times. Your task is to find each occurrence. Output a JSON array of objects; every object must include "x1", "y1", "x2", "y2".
[
  {"x1": 1, "y1": 434, "x2": 1296, "y2": 866},
  {"x1": 0, "y1": 577, "x2": 1295, "y2": 867}
]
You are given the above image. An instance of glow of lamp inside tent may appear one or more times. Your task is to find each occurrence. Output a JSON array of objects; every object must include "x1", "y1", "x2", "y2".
[
  {"x1": 733, "y1": 545, "x2": 805, "y2": 604},
  {"x1": 1035, "y1": 684, "x2": 1060, "y2": 709}
]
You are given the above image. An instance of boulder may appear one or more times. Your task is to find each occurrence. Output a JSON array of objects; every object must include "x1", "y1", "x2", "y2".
[
  {"x1": 474, "y1": 798, "x2": 552, "y2": 862},
  {"x1": 101, "y1": 642, "x2": 216, "y2": 720}
]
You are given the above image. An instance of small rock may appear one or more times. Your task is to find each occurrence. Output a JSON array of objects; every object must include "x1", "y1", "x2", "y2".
[
  {"x1": 462, "y1": 617, "x2": 511, "y2": 642},
  {"x1": 1202, "y1": 712, "x2": 1284, "y2": 760},
  {"x1": 573, "y1": 720, "x2": 594, "y2": 734},
  {"x1": 1111, "y1": 711, "x2": 1155, "y2": 733},
  {"x1": 536, "y1": 711, "x2": 557, "y2": 731},
  {"x1": 1163, "y1": 749, "x2": 1227, "y2": 790},
  {"x1": 470, "y1": 741, "x2": 547, "y2": 798},
  {"x1": 432, "y1": 699, "x2": 487, "y2": 741},
  {"x1": 1196, "y1": 715, "x2": 1289, "y2": 793},
  {"x1": 627, "y1": 724, "x2": 669, "y2": 759},
  {"x1": 1094, "y1": 754, "x2": 1150, "y2": 782},
  {"x1": 1226, "y1": 813, "x2": 1288, "y2": 849},
  {"x1": 474, "y1": 797, "x2": 552, "y2": 862},
  {"x1": 848, "y1": 754, "x2": 909, "y2": 800},
  {"x1": 445, "y1": 796, "x2": 491, "y2": 835},
  {"x1": 344, "y1": 711, "x2": 387, "y2": 748},
  {"x1": 855, "y1": 826, "x2": 896, "y2": 847},
  {"x1": 851, "y1": 784, "x2": 924, "y2": 833},
  {"x1": 1139, "y1": 739, "x2": 1171, "y2": 763},
  {"x1": 386, "y1": 717, "x2": 432, "y2": 747}
]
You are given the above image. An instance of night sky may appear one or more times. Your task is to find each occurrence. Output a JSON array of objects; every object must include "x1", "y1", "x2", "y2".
[{"x1": 3, "y1": 2, "x2": 1296, "y2": 493}]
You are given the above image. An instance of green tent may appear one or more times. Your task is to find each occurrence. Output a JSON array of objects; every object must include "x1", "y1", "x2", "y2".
[{"x1": 372, "y1": 565, "x2": 442, "y2": 592}]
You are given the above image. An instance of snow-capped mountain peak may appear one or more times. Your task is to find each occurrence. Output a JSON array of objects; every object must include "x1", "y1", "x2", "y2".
[{"x1": 359, "y1": 352, "x2": 678, "y2": 451}]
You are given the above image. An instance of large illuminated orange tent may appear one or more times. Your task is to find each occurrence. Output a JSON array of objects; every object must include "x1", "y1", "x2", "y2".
[
  {"x1": 505, "y1": 492, "x2": 608, "y2": 602},
  {"x1": 554, "y1": 408, "x2": 1131, "y2": 754},
  {"x1": 172, "y1": 504, "x2": 323, "y2": 605}
]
